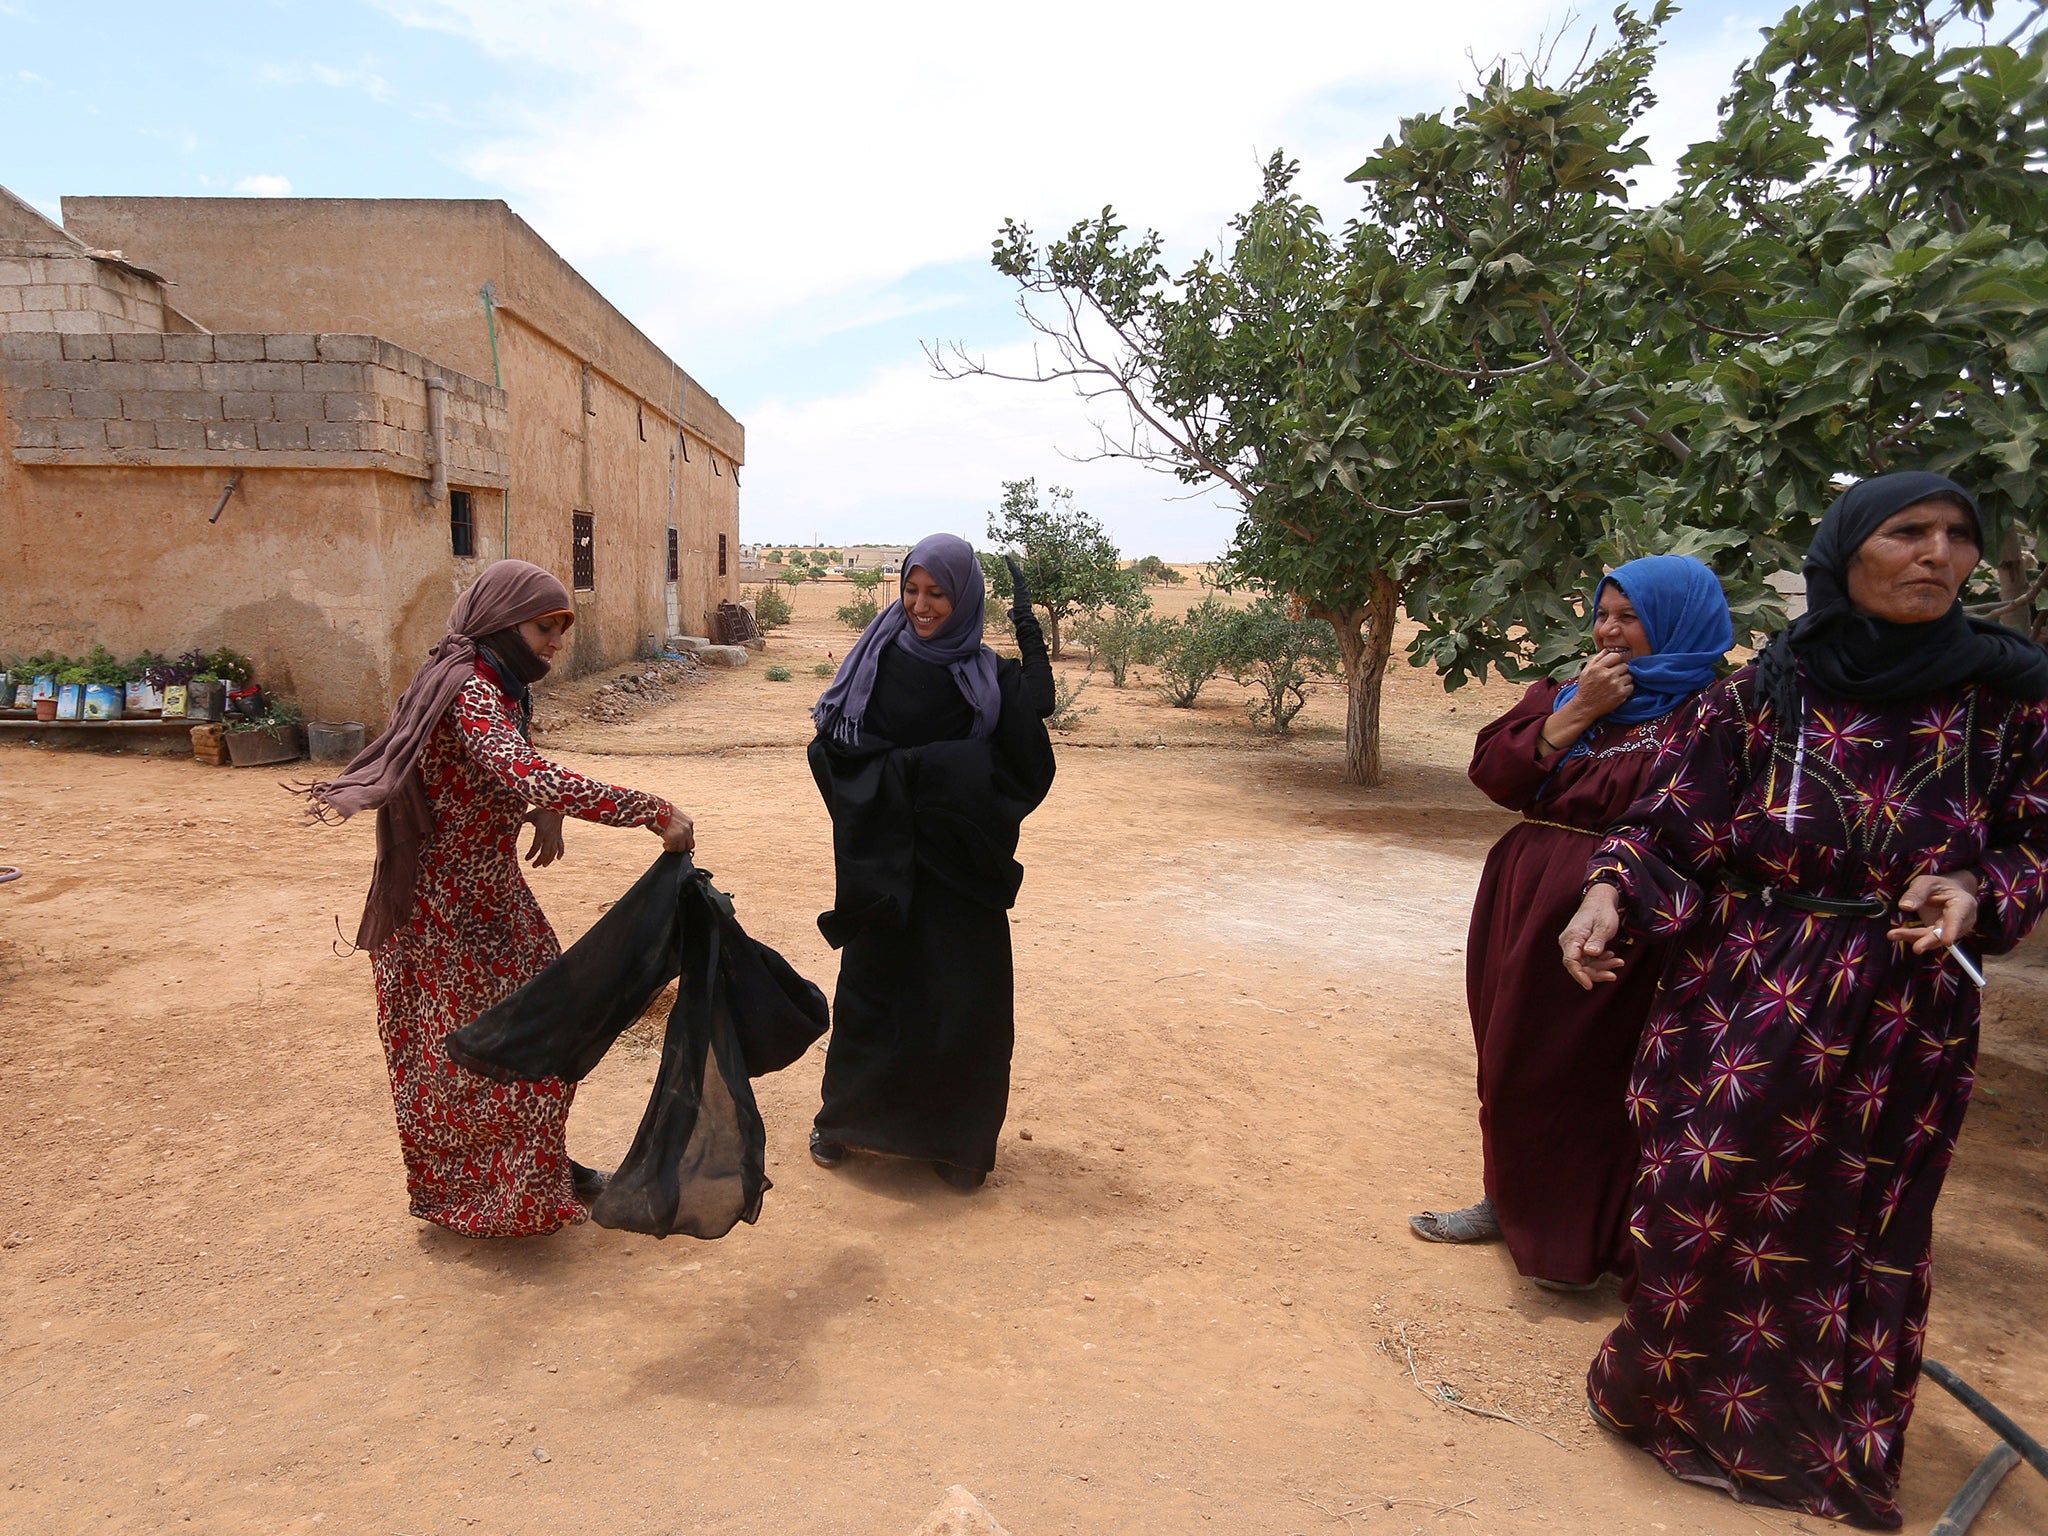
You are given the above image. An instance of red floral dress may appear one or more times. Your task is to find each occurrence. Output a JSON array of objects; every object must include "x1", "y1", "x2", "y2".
[{"x1": 370, "y1": 667, "x2": 664, "y2": 1237}]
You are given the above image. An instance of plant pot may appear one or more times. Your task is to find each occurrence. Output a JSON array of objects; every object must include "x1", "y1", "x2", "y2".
[
  {"x1": 306, "y1": 720, "x2": 367, "y2": 763},
  {"x1": 83, "y1": 683, "x2": 123, "y2": 721},
  {"x1": 124, "y1": 680, "x2": 164, "y2": 714},
  {"x1": 54, "y1": 684, "x2": 84, "y2": 721},
  {"x1": 34, "y1": 697, "x2": 57, "y2": 722},
  {"x1": 225, "y1": 724, "x2": 305, "y2": 766},
  {"x1": 185, "y1": 679, "x2": 225, "y2": 722}
]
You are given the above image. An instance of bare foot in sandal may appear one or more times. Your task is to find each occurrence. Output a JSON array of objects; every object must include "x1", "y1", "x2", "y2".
[{"x1": 1408, "y1": 1198, "x2": 1500, "y2": 1243}]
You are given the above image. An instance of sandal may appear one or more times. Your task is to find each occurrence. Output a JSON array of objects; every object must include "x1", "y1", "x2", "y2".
[
  {"x1": 1408, "y1": 1198, "x2": 1501, "y2": 1244},
  {"x1": 1531, "y1": 1275, "x2": 1600, "y2": 1293}
]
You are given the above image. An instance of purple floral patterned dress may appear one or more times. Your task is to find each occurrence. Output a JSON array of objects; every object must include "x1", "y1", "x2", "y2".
[{"x1": 1583, "y1": 661, "x2": 2048, "y2": 1530}]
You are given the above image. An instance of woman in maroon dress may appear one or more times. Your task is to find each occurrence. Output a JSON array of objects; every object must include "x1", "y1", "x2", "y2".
[
  {"x1": 306, "y1": 560, "x2": 697, "y2": 1237},
  {"x1": 1412, "y1": 555, "x2": 1732, "y2": 1290},
  {"x1": 1561, "y1": 473, "x2": 2048, "y2": 1528}
]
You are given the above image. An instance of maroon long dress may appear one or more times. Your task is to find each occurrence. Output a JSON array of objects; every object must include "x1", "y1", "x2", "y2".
[{"x1": 1465, "y1": 679, "x2": 1679, "y2": 1283}]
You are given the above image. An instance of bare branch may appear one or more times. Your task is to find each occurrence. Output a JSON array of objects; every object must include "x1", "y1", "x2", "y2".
[
  {"x1": 1968, "y1": 560, "x2": 2048, "y2": 619},
  {"x1": 1386, "y1": 329, "x2": 1552, "y2": 381}
]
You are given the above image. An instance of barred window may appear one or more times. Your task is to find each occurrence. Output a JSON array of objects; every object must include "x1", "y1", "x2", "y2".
[
  {"x1": 450, "y1": 489, "x2": 475, "y2": 559},
  {"x1": 718, "y1": 533, "x2": 727, "y2": 577},
  {"x1": 667, "y1": 527, "x2": 679, "y2": 583},
  {"x1": 573, "y1": 511, "x2": 595, "y2": 590}
]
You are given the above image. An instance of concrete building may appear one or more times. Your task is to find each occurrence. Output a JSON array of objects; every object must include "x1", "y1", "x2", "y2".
[
  {"x1": 844, "y1": 545, "x2": 909, "y2": 574},
  {"x1": 1, "y1": 187, "x2": 742, "y2": 727}
]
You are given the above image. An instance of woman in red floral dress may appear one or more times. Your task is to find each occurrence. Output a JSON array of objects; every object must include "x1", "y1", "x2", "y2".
[{"x1": 307, "y1": 561, "x2": 695, "y2": 1238}]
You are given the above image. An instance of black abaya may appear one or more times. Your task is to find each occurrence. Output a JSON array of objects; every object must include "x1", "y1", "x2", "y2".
[{"x1": 808, "y1": 643, "x2": 1056, "y2": 1172}]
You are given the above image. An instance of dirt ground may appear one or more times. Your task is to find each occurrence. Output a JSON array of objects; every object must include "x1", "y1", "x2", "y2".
[{"x1": 3, "y1": 579, "x2": 2045, "y2": 1536}]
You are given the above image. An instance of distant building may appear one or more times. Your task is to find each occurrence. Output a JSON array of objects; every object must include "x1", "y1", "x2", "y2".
[
  {"x1": 737, "y1": 542, "x2": 762, "y2": 569},
  {"x1": 2, "y1": 186, "x2": 743, "y2": 727},
  {"x1": 845, "y1": 545, "x2": 910, "y2": 574}
]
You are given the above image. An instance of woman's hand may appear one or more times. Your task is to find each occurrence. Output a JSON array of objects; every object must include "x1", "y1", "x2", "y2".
[
  {"x1": 651, "y1": 802, "x2": 696, "y2": 854},
  {"x1": 524, "y1": 809, "x2": 566, "y2": 868},
  {"x1": 1890, "y1": 870, "x2": 1980, "y2": 954},
  {"x1": 1561, "y1": 883, "x2": 1628, "y2": 989},
  {"x1": 1538, "y1": 651, "x2": 1636, "y2": 761}
]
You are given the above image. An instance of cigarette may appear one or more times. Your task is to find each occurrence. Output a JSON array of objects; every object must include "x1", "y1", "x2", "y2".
[{"x1": 1948, "y1": 946, "x2": 1987, "y2": 990}]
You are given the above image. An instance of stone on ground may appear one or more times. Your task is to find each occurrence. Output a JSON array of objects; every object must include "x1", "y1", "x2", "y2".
[
  {"x1": 695, "y1": 645, "x2": 751, "y2": 668},
  {"x1": 909, "y1": 1486, "x2": 1012, "y2": 1536},
  {"x1": 666, "y1": 634, "x2": 711, "y2": 653}
]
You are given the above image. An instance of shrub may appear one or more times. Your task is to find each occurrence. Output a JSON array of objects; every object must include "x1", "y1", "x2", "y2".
[
  {"x1": 1048, "y1": 674, "x2": 1096, "y2": 731},
  {"x1": 746, "y1": 584, "x2": 794, "y2": 630},
  {"x1": 835, "y1": 594, "x2": 880, "y2": 631},
  {"x1": 1225, "y1": 597, "x2": 1337, "y2": 734},
  {"x1": 1073, "y1": 594, "x2": 1152, "y2": 687},
  {"x1": 1129, "y1": 554, "x2": 1185, "y2": 586},
  {"x1": 1147, "y1": 594, "x2": 1237, "y2": 708},
  {"x1": 765, "y1": 664, "x2": 793, "y2": 682},
  {"x1": 812, "y1": 662, "x2": 836, "y2": 677}
]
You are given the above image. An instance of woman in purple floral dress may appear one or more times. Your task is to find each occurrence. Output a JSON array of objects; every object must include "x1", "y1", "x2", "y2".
[{"x1": 1560, "y1": 472, "x2": 2048, "y2": 1530}]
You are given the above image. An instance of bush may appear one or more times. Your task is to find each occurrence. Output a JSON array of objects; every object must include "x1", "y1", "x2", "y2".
[
  {"x1": 1048, "y1": 674, "x2": 1096, "y2": 731},
  {"x1": 1073, "y1": 594, "x2": 1152, "y2": 687},
  {"x1": 1226, "y1": 597, "x2": 1337, "y2": 734},
  {"x1": 1129, "y1": 555, "x2": 1185, "y2": 586},
  {"x1": 765, "y1": 664, "x2": 793, "y2": 682},
  {"x1": 812, "y1": 663, "x2": 836, "y2": 678},
  {"x1": 1147, "y1": 594, "x2": 1238, "y2": 708},
  {"x1": 745, "y1": 584, "x2": 794, "y2": 630},
  {"x1": 835, "y1": 594, "x2": 880, "y2": 631}
]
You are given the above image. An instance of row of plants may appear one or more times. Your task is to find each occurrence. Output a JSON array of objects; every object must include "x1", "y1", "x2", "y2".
[
  {"x1": 7, "y1": 644, "x2": 254, "y2": 691},
  {"x1": 1075, "y1": 593, "x2": 1336, "y2": 735}
]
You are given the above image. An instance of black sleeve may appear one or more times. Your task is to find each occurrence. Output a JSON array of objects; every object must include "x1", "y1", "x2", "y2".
[
  {"x1": 1013, "y1": 611, "x2": 1056, "y2": 719},
  {"x1": 992, "y1": 661, "x2": 1056, "y2": 809}
]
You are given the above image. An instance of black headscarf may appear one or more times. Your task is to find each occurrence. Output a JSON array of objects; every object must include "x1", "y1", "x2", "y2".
[{"x1": 1755, "y1": 470, "x2": 2048, "y2": 721}]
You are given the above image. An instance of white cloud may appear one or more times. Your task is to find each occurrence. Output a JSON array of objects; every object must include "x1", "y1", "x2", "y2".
[
  {"x1": 743, "y1": 349, "x2": 1238, "y2": 559},
  {"x1": 369, "y1": 0, "x2": 1768, "y2": 558},
  {"x1": 255, "y1": 60, "x2": 397, "y2": 103},
  {"x1": 234, "y1": 174, "x2": 294, "y2": 196}
]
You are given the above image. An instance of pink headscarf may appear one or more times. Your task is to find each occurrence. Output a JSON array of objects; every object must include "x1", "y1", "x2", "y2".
[{"x1": 303, "y1": 559, "x2": 574, "y2": 951}]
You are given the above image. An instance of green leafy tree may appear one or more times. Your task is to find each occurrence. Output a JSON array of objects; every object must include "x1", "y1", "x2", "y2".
[
  {"x1": 1073, "y1": 590, "x2": 1154, "y2": 687},
  {"x1": 1225, "y1": 597, "x2": 1339, "y2": 734},
  {"x1": 983, "y1": 478, "x2": 1135, "y2": 658},
  {"x1": 780, "y1": 566, "x2": 803, "y2": 589},
  {"x1": 1129, "y1": 555, "x2": 1186, "y2": 585},
  {"x1": 1146, "y1": 594, "x2": 1239, "y2": 708},
  {"x1": 939, "y1": 162, "x2": 1467, "y2": 782},
  {"x1": 745, "y1": 584, "x2": 794, "y2": 630},
  {"x1": 849, "y1": 568, "x2": 885, "y2": 594},
  {"x1": 835, "y1": 594, "x2": 880, "y2": 631}
]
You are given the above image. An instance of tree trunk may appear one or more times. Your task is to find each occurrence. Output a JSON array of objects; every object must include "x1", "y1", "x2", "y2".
[
  {"x1": 1043, "y1": 605, "x2": 1063, "y2": 660},
  {"x1": 1316, "y1": 572, "x2": 1399, "y2": 786},
  {"x1": 1997, "y1": 524, "x2": 2028, "y2": 605}
]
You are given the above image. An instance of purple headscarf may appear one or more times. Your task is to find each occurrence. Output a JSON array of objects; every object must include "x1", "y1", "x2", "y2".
[{"x1": 812, "y1": 533, "x2": 1001, "y2": 744}]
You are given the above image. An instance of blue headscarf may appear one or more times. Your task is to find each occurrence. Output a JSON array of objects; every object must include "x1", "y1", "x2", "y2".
[
  {"x1": 812, "y1": 532, "x2": 1002, "y2": 745},
  {"x1": 1550, "y1": 554, "x2": 1733, "y2": 757}
]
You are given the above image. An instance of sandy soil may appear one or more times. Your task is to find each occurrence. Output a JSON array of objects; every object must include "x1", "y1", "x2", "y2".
[{"x1": 3, "y1": 580, "x2": 2044, "y2": 1536}]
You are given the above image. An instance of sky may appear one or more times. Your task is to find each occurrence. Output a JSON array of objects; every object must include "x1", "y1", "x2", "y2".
[{"x1": 0, "y1": 0, "x2": 1779, "y2": 558}]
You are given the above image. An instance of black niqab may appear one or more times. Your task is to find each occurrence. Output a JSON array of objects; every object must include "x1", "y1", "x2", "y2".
[{"x1": 1755, "y1": 470, "x2": 2048, "y2": 720}]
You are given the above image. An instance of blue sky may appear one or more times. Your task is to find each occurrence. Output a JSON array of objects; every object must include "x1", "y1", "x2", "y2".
[{"x1": 2, "y1": 0, "x2": 1779, "y2": 557}]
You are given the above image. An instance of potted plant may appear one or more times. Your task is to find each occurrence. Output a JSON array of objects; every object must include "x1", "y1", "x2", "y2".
[
  {"x1": 53, "y1": 665, "x2": 89, "y2": 721},
  {"x1": 81, "y1": 645, "x2": 130, "y2": 721},
  {"x1": 223, "y1": 699, "x2": 306, "y2": 766},
  {"x1": 185, "y1": 672, "x2": 226, "y2": 722},
  {"x1": 125, "y1": 650, "x2": 169, "y2": 714}
]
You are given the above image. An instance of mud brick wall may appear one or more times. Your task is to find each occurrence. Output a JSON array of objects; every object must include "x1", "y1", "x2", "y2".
[{"x1": 1, "y1": 331, "x2": 509, "y2": 486}]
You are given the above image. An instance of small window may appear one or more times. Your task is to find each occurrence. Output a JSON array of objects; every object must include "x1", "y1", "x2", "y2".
[
  {"x1": 718, "y1": 533, "x2": 727, "y2": 577},
  {"x1": 450, "y1": 489, "x2": 475, "y2": 559},
  {"x1": 573, "y1": 511, "x2": 595, "y2": 590},
  {"x1": 667, "y1": 527, "x2": 679, "y2": 583}
]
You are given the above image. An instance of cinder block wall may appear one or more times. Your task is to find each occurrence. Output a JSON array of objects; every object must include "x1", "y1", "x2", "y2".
[
  {"x1": 2, "y1": 331, "x2": 508, "y2": 484},
  {"x1": 0, "y1": 253, "x2": 172, "y2": 336}
]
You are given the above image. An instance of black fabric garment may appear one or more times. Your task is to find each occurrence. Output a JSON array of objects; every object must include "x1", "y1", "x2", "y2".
[
  {"x1": 808, "y1": 647, "x2": 1056, "y2": 1172},
  {"x1": 444, "y1": 853, "x2": 829, "y2": 1238},
  {"x1": 1755, "y1": 469, "x2": 2048, "y2": 720}
]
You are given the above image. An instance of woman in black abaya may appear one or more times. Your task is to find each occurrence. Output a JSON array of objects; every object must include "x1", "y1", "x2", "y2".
[{"x1": 807, "y1": 533, "x2": 1056, "y2": 1190}]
